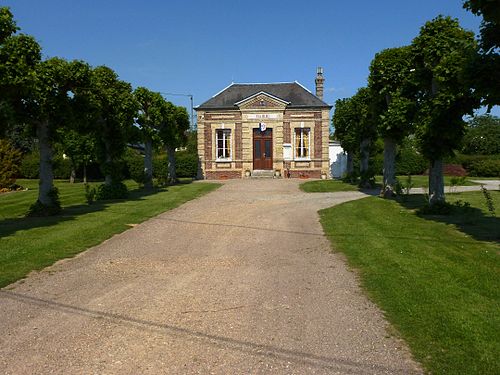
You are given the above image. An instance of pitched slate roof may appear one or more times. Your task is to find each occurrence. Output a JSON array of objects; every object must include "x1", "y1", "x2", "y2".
[{"x1": 196, "y1": 82, "x2": 331, "y2": 110}]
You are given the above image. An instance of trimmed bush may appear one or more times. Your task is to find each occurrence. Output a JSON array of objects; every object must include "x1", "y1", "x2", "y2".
[
  {"x1": 20, "y1": 152, "x2": 40, "y2": 179},
  {"x1": 468, "y1": 159, "x2": 500, "y2": 177},
  {"x1": 443, "y1": 164, "x2": 467, "y2": 176},
  {"x1": 26, "y1": 187, "x2": 62, "y2": 216},
  {"x1": 95, "y1": 182, "x2": 129, "y2": 200},
  {"x1": 454, "y1": 154, "x2": 500, "y2": 171},
  {"x1": 0, "y1": 139, "x2": 23, "y2": 188},
  {"x1": 175, "y1": 151, "x2": 198, "y2": 178},
  {"x1": 126, "y1": 154, "x2": 146, "y2": 184},
  {"x1": 396, "y1": 147, "x2": 427, "y2": 175},
  {"x1": 153, "y1": 156, "x2": 168, "y2": 179},
  {"x1": 52, "y1": 156, "x2": 72, "y2": 179}
]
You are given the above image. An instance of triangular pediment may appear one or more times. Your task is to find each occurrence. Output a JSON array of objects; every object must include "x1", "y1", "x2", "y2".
[{"x1": 235, "y1": 91, "x2": 289, "y2": 110}]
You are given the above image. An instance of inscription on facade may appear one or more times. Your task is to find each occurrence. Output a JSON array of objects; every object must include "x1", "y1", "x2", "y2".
[{"x1": 248, "y1": 114, "x2": 279, "y2": 119}]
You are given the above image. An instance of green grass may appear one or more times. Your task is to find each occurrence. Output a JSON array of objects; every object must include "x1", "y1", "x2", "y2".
[
  {"x1": 300, "y1": 179, "x2": 367, "y2": 192},
  {"x1": 320, "y1": 191, "x2": 500, "y2": 375},
  {"x1": 389, "y1": 175, "x2": 478, "y2": 187},
  {"x1": 301, "y1": 175, "x2": 485, "y2": 193},
  {"x1": 0, "y1": 179, "x2": 220, "y2": 287}
]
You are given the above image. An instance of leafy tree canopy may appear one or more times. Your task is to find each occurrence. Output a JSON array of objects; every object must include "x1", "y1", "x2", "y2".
[
  {"x1": 134, "y1": 86, "x2": 166, "y2": 143},
  {"x1": 368, "y1": 46, "x2": 415, "y2": 141},
  {"x1": 333, "y1": 87, "x2": 377, "y2": 153},
  {"x1": 411, "y1": 15, "x2": 479, "y2": 161},
  {"x1": 0, "y1": 7, "x2": 41, "y2": 132},
  {"x1": 462, "y1": 114, "x2": 500, "y2": 154},
  {"x1": 463, "y1": 0, "x2": 500, "y2": 108},
  {"x1": 89, "y1": 66, "x2": 138, "y2": 164}
]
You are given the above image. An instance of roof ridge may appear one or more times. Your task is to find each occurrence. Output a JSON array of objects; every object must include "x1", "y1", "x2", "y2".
[
  {"x1": 232, "y1": 81, "x2": 296, "y2": 85},
  {"x1": 211, "y1": 82, "x2": 234, "y2": 98}
]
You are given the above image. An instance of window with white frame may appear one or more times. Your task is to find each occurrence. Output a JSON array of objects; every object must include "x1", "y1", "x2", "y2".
[
  {"x1": 294, "y1": 128, "x2": 310, "y2": 159},
  {"x1": 216, "y1": 129, "x2": 232, "y2": 160}
]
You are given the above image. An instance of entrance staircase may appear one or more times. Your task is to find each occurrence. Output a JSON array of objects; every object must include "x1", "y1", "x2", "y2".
[{"x1": 251, "y1": 170, "x2": 275, "y2": 179}]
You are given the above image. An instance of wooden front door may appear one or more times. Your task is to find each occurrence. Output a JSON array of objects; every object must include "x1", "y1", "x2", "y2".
[{"x1": 253, "y1": 128, "x2": 273, "y2": 170}]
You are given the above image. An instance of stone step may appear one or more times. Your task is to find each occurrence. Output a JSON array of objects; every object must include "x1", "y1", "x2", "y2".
[{"x1": 251, "y1": 170, "x2": 275, "y2": 178}]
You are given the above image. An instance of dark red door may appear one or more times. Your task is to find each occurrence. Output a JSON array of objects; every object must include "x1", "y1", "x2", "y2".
[{"x1": 253, "y1": 128, "x2": 273, "y2": 170}]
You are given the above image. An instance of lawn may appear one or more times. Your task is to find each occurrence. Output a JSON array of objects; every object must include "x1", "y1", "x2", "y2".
[
  {"x1": 0, "y1": 179, "x2": 219, "y2": 288},
  {"x1": 300, "y1": 179, "x2": 365, "y2": 192},
  {"x1": 301, "y1": 175, "x2": 482, "y2": 193},
  {"x1": 320, "y1": 191, "x2": 500, "y2": 375}
]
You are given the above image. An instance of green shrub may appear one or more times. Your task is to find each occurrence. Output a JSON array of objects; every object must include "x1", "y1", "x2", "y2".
[
  {"x1": 84, "y1": 183, "x2": 97, "y2": 205},
  {"x1": 468, "y1": 159, "x2": 500, "y2": 177},
  {"x1": 20, "y1": 151, "x2": 40, "y2": 179},
  {"x1": 0, "y1": 139, "x2": 23, "y2": 188},
  {"x1": 175, "y1": 151, "x2": 198, "y2": 178},
  {"x1": 27, "y1": 187, "x2": 61, "y2": 216},
  {"x1": 396, "y1": 147, "x2": 427, "y2": 175},
  {"x1": 95, "y1": 182, "x2": 128, "y2": 200},
  {"x1": 371, "y1": 153, "x2": 384, "y2": 175},
  {"x1": 126, "y1": 154, "x2": 146, "y2": 184},
  {"x1": 52, "y1": 155, "x2": 72, "y2": 179},
  {"x1": 153, "y1": 156, "x2": 168, "y2": 179}
]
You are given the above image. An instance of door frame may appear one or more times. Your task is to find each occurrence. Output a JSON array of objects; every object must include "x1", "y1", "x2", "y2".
[{"x1": 253, "y1": 128, "x2": 273, "y2": 170}]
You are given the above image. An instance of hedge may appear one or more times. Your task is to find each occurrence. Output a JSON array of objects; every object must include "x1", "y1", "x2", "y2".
[{"x1": 468, "y1": 159, "x2": 500, "y2": 177}]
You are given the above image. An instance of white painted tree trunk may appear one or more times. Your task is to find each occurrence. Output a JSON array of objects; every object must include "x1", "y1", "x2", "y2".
[
  {"x1": 360, "y1": 138, "x2": 370, "y2": 174},
  {"x1": 346, "y1": 153, "x2": 354, "y2": 175},
  {"x1": 37, "y1": 120, "x2": 55, "y2": 206},
  {"x1": 144, "y1": 138, "x2": 153, "y2": 189},
  {"x1": 70, "y1": 165, "x2": 76, "y2": 184},
  {"x1": 429, "y1": 159, "x2": 445, "y2": 204},
  {"x1": 83, "y1": 164, "x2": 87, "y2": 184},
  {"x1": 104, "y1": 141, "x2": 112, "y2": 186},
  {"x1": 167, "y1": 145, "x2": 176, "y2": 183},
  {"x1": 382, "y1": 137, "x2": 397, "y2": 197}
]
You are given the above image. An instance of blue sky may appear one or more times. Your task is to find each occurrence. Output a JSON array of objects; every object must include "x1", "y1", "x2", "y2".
[{"x1": 4, "y1": 0, "x2": 498, "y2": 117}]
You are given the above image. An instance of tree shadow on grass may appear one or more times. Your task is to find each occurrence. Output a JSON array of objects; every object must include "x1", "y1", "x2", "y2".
[
  {"x1": 0, "y1": 186, "x2": 168, "y2": 239},
  {"x1": 395, "y1": 194, "x2": 500, "y2": 243}
]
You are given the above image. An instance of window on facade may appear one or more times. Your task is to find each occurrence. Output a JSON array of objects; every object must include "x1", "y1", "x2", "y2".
[
  {"x1": 216, "y1": 129, "x2": 231, "y2": 160},
  {"x1": 295, "y1": 128, "x2": 310, "y2": 159}
]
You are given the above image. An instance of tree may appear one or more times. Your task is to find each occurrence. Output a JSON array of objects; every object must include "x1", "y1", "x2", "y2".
[
  {"x1": 56, "y1": 129, "x2": 95, "y2": 183},
  {"x1": 333, "y1": 88, "x2": 377, "y2": 183},
  {"x1": 0, "y1": 7, "x2": 41, "y2": 133},
  {"x1": 462, "y1": 114, "x2": 500, "y2": 154},
  {"x1": 134, "y1": 87, "x2": 165, "y2": 189},
  {"x1": 0, "y1": 138, "x2": 22, "y2": 188},
  {"x1": 463, "y1": 1, "x2": 500, "y2": 109},
  {"x1": 352, "y1": 87, "x2": 377, "y2": 186},
  {"x1": 368, "y1": 46, "x2": 415, "y2": 197},
  {"x1": 333, "y1": 98, "x2": 358, "y2": 175},
  {"x1": 21, "y1": 58, "x2": 92, "y2": 213},
  {"x1": 158, "y1": 103, "x2": 190, "y2": 183},
  {"x1": 89, "y1": 66, "x2": 137, "y2": 186},
  {"x1": 411, "y1": 16, "x2": 479, "y2": 204}
]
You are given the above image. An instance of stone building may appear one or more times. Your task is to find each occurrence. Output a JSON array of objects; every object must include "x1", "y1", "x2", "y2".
[{"x1": 195, "y1": 68, "x2": 332, "y2": 179}]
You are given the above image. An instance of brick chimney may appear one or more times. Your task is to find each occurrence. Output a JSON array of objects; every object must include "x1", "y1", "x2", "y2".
[{"x1": 315, "y1": 67, "x2": 324, "y2": 100}]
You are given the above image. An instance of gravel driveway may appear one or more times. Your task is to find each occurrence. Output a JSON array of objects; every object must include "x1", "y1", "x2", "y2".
[{"x1": 0, "y1": 179, "x2": 422, "y2": 374}]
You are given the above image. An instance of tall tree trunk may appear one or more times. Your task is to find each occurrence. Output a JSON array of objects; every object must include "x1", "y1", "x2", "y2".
[
  {"x1": 69, "y1": 164, "x2": 76, "y2": 184},
  {"x1": 428, "y1": 158, "x2": 445, "y2": 205},
  {"x1": 346, "y1": 152, "x2": 354, "y2": 175},
  {"x1": 37, "y1": 120, "x2": 55, "y2": 206},
  {"x1": 144, "y1": 138, "x2": 153, "y2": 189},
  {"x1": 83, "y1": 164, "x2": 87, "y2": 184},
  {"x1": 104, "y1": 140, "x2": 112, "y2": 186},
  {"x1": 359, "y1": 138, "x2": 370, "y2": 174},
  {"x1": 382, "y1": 137, "x2": 397, "y2": 198},
  {"x1": 166, "y1": 145, "x2": 176, "y2": 183}
]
